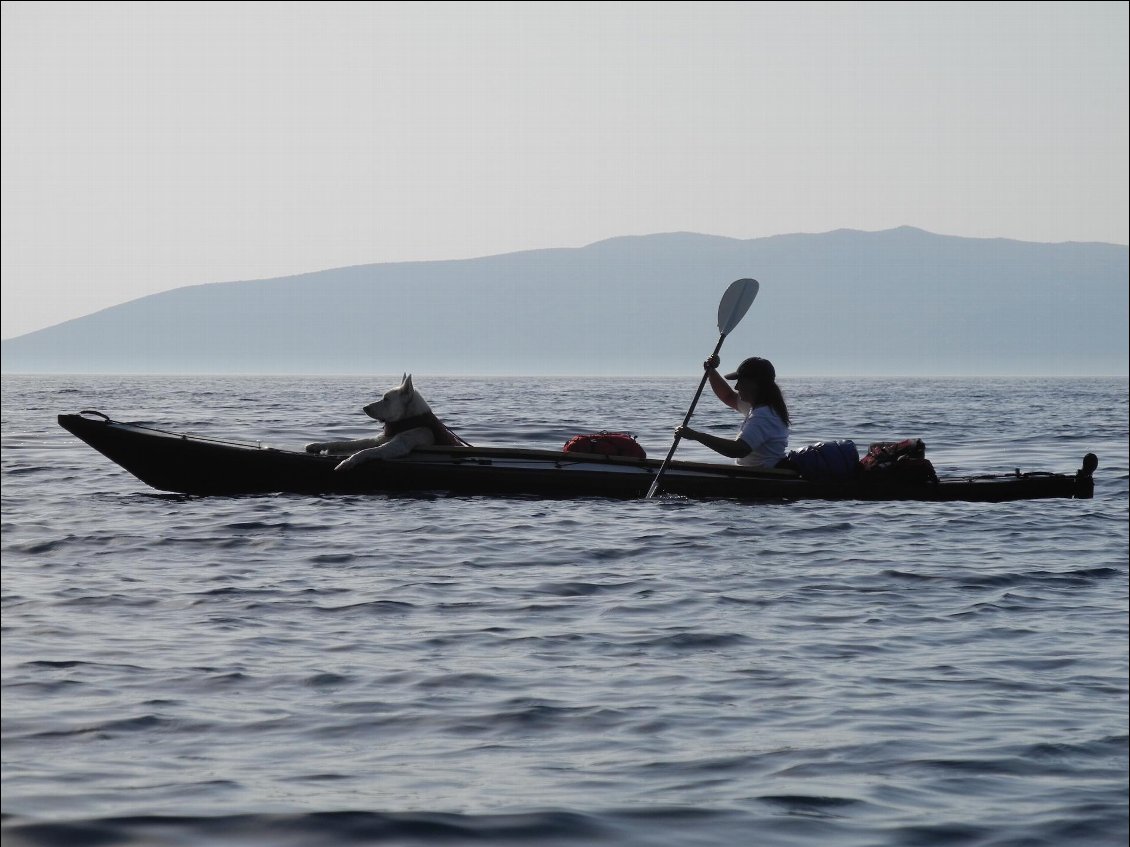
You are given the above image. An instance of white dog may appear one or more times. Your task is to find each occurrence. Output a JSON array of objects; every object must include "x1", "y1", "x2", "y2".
[{"x1": 305, "y1": 374, "x2": 462, "y2": 472}]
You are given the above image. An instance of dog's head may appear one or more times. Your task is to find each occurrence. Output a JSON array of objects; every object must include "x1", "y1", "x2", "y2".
[{"x1": 363, "y1": 373, "x2": 430, "y2": 423}]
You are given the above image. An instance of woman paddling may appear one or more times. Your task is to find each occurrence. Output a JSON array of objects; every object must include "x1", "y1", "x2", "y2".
[{"x1": 676, "y1": 355, "x2": 791, "y2": 469}]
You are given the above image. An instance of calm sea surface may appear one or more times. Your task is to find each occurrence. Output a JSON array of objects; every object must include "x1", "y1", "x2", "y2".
[{"x1": 2, "y1": 375, "x2": 1128, "y2": 847}]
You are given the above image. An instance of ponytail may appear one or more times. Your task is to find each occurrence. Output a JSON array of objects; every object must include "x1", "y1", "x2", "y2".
[{"x1": 759, "y1": 381, "x2": 791, "y2": 428}]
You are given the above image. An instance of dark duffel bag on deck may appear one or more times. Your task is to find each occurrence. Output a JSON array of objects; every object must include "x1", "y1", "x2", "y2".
[{"x1": 860, "y1": 439, "x2": 939, "y2": 484}]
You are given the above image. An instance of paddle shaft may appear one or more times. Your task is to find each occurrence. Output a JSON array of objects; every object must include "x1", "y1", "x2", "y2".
[{"x1": 645, "y1": 332, "x2": 728, "y2": 498}]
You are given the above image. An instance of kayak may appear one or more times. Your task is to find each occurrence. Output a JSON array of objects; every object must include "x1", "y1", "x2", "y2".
[{"x1": 57, "y1": 411, "x2": 1098, "y2": 502}]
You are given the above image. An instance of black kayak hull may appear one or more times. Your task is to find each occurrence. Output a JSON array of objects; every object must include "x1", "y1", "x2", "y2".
[{"x1": 57, "y1": 412, "x2": 1097, "y2": 502}]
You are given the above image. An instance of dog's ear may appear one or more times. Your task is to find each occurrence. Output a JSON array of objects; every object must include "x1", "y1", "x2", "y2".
[{"x1": 400, "y1": 374, "x2": 414, "y2": 395}]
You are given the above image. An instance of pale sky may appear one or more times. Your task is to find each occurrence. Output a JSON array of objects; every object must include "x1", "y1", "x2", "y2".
[{"x1": 2, "y1": 1, "x2": 1127, "y2": 340}]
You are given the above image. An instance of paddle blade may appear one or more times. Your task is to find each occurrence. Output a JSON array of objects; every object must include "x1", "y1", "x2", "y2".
[{"x1": 716, "y1": 278, "x2": 759, "y2": 335}]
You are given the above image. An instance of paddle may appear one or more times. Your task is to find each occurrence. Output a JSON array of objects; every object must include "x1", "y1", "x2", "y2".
[{"x1": 645, "y1": 278, "x2": 759, "y2": 499}]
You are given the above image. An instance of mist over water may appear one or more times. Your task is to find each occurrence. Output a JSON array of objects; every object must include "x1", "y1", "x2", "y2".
[{"x1": 3, "y1": 375, "x2": 1127, "y2": 846}]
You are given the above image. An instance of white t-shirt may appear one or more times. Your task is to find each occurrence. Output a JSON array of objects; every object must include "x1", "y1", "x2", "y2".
[{"x1": 735, "y1": 401, "x2": 789, "y2": 468}]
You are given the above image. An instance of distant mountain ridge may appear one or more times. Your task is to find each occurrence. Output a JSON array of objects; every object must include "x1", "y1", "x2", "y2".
[{"x1": 2, "y1": 227, "x2": 1127, "y2": 376}]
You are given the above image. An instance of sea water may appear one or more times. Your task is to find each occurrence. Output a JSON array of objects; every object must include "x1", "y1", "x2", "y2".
[{"x1": 2, "y1": 375, "x2": 1127, "y2": 846}]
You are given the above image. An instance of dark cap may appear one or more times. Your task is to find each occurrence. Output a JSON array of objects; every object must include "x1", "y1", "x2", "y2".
[{"x1": 725, "y1": 356, "x2": 776, "y2": 383}]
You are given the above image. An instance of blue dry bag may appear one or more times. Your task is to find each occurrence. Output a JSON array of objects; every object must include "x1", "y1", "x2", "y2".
[{"x1": 786, "y1": 440, "x2": 860, "y2": 482}]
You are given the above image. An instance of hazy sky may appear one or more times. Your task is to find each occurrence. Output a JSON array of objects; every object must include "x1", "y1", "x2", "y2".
[{"x1": 2, "y1": 1, "x2": 1127, "y2": 339}]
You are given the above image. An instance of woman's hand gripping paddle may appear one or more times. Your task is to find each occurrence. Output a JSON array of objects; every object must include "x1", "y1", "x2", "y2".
[{"x1": 645, "y1": 278, "x2": 759, "y2": 499}]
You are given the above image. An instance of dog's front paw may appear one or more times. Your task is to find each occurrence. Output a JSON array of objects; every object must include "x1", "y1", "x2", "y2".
[{"x1": 335, "y1": 453, "x2": 383, "y2": 472}]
